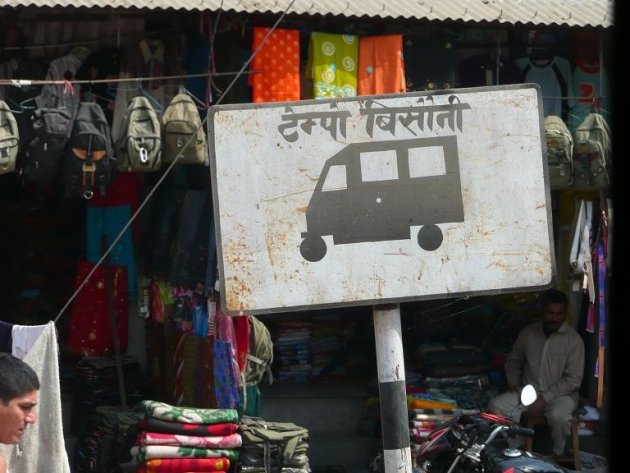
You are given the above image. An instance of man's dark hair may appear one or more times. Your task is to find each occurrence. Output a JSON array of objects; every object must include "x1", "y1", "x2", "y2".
[
  {"x1": 0, "y1": 353, "x2": 40, "y2": 404},
  {"x1": 540, "y1": 288, "x2": 569, "y2": 308}
]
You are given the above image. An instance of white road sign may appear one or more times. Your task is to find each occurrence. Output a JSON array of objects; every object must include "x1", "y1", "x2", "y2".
[{"x1": 209, "y1": 84, "x2": 555, "y2": 315}]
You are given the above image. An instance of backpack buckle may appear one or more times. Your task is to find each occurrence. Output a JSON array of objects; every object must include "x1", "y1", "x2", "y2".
[
  {"x1": 140, "y1": 147, "x2": 149, "y2": 163},
  {"x1": 82, "y1": 163, "x2": 96, "y2": 173}
]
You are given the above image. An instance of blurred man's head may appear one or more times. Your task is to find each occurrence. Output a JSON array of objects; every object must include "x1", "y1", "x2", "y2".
[
  {"x1": 0, "y1": 353, "x2": 39, "y2": 444},
  {"x1": 540, "y1": 288, "x2": 569, "y2": 335}
]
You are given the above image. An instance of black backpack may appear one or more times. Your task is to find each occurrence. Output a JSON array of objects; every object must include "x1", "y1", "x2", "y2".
[
  {"x1": 64, "y1": 102, "x2": 115, "y2": 199},
  {"x1": 20, "y1": 107, "x2": 73, "y2": 182}
]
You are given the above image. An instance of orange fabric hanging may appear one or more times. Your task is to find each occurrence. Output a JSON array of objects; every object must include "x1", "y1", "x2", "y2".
[
  {"x1": 250, "y1": 27, "x2": 301, "y2": 102},
  {"x1": 358, "y1": 35, "x2": 406, "y2": 96}
]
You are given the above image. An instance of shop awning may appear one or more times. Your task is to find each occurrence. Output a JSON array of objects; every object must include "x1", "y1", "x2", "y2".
[{"x1": 2, "y1": 0, "x2": 614, "y2": 28}]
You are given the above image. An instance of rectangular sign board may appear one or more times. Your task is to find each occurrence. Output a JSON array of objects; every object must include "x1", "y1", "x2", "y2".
[{"x1": 209, "y1": 84, "x2": 555, "y2": 315}]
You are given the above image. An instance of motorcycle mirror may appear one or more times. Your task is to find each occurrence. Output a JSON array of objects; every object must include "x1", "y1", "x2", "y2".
[{"x1": 520, "y1": 384, "x2": 537, "y2": 406}]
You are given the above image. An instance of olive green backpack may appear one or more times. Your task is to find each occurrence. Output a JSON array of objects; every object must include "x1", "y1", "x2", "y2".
[{"x1": 162, "y1": 92, "x2": 207, "y2": 165}]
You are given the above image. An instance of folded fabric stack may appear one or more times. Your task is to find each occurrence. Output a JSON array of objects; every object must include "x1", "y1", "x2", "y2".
[
  {"x1": 238, "y1": 415, "x2": 310, "y2": 473},
  {"x1": 132, "y1": 400, "x2": 241, "y2": 472},
  {"x1": 275, "y1": 321, "x2": 312, "y2": 381}
]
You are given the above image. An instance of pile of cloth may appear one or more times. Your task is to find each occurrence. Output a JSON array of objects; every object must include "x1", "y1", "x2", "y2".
[
  {"x1": 238, "y1": 415, "x2": 310, "y2": 473},
  {"x1": 131, "y1": 400, "x2": 242, "y2": 472}
]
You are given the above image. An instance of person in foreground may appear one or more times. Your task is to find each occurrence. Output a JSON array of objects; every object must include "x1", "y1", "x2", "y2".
[
  {"x1": 0, "y1": 353, "x2": 39, "y2": 473},
  {"x1": 487, "y1": 288, "x2": 585, "y2": 457}
]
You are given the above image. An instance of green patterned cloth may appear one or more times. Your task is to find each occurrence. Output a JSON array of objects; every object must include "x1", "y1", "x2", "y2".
[
  {"x1": 130, "y1": 445, "x2": 239, "y2": 464},
  {"x1": 141, "y1": 400, "x2": 239, "y2": 424},
  {"x1": 309, "y1": 32, "x2": 358, "y2": 98}
]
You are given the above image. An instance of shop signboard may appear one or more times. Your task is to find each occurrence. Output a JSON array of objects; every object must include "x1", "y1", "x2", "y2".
[{"x1": 209, "y1": 84, "x2": 554, "y2": 315}]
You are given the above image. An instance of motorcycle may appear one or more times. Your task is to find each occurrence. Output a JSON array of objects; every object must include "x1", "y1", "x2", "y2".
[{"x1": 414, "y1": 385, "x2": 565, "y2": 473}]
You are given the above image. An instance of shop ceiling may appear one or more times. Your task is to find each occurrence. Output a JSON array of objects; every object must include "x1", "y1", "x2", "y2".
[{"x1": 1, "y1": 0, "x2": 614, "y2": 28}]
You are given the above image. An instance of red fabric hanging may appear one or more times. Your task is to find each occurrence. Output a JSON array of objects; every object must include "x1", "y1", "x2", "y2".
[
  {"x1": 250, "y1": 27, "x2": 301, "y2": 102},
  {"x1": 67, "y1": 260, "x2": 128, "y2": 356},
  {"x1": 358, "y1": 35, "x2": 406, "y2": 95}
]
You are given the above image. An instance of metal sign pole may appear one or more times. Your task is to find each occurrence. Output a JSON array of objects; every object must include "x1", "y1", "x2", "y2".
[{"x1": 373, "y1": 303, "x2": 412, "y2": 473}]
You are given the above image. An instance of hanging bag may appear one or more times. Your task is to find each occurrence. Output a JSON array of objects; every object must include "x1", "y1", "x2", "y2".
[
  {"x1": 20, "y1": 106, "x2": 73, "y2": 182},
  {"x1": 544, "y1": 114, "x2": 573, "y2": 190},
  {"x1": 64, "y1": 102, "x2": 115, "y2": 199},
  {"x1": 572, "y1": 112, "x2": 612, "y2": 191},
  {"x1": 117, "y1": 95, "x2": 163, "y2": 172},
  {"x1": 0, "y1": 100, "x2": 20, "y2": 175},
  {"x1": 161, "y1": 92, "x2": 207, "y2": 165}
]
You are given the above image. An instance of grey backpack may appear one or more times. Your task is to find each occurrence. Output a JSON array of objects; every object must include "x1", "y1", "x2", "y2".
[
  {"x1": 162, "y1": 92, "x2": 207, "y2": 165},
  {"x1": 117, "y1": 96, "x2": 162, "y2": 172},
  {"x1": 572, "y1": 112, "x2": 612, "y2": 191},
  {"x1": 544, "y1": 115, "x2": 573, "y2": 190},
  {"x1": 0, "y1": 100, "x2": 19, "y2": 175}
]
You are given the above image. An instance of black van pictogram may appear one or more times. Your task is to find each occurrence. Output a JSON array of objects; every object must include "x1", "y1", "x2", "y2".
[{"x1": 299, "y1": 136, "x2": 464, "y2": 262}]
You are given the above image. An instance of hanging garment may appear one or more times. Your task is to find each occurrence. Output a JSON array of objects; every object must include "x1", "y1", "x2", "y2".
[
  {"x1": 11, "y1": 324, "x2": 47, "y2": 360},
  {"x1": 515, "y1": 55, "x2": 576, "y2": 120},
  {"x1": 169, "y1": 190, "x2": 211, "y2": 288},
  {"x1": 250, "y1": 27, "x2": 301, "y2": 102},
  {"x1": 1, "y1": 322, "x2": 71, "y2": 473},
  {"x1": 173, "y1": 331, "x2": 196, "y2": 406},
  {"x1": 88, "y1": 173, "x2": 141, "y2": 241},
  {"x1": 195, "y1": 336, "x2": 218, "y2": 408},
  {"x1": 86, "y1": 204, "x2": 138, "y2": 297},
  {"x1": 309, "y1": 32, "x2": 358, "y2": 99},
  {"x1": 67, "y1": 260, "x2": 129, "y2": 356},
  {"x1": 213, "y1": 339, "x2": 240, "y2": 410},
  {"x1": 358, "y1": 35, "x2": 406, "y2": 95},
  {"x1": 36, "y1": 47, "x2": 87, "y2": 114},
  {"x1": 568, "y1": 59, "x2": 611, "y2": 133}
]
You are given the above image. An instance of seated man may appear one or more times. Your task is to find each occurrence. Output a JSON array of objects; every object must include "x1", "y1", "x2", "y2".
[{"x1": 487, "y1": 288, "x2": 584, "y2": 457}]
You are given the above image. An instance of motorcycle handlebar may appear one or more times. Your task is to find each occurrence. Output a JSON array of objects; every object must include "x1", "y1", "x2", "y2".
[{"x1": 510, "y1": 426, "x2": 535, "y2": 437}]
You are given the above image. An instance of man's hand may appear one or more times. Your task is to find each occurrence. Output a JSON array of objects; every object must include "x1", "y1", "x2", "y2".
[
  {"x1": 508, "y1": 385, "x2": 522, "y2": 394},
  {"x1": 526, "y1": 397, "x2": 547, "y2": 416}
]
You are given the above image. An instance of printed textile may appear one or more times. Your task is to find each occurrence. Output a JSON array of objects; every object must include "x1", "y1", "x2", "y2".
[
  {"x1": 358, "y1": 35, "x2": 406, "y2": 95},
  {"x1": 309, "y1": 32, "x2": 358, "y2": 99},
  {"x1": 142, "y1": 400, "x2": 238, "y2": 424},
  {"x1": 67, "y1": 260, "x2": 128, "y2": 356},
  {"x1": 130, "y1": 445, "x2": 239, "y2": 463},
  {"x1": 139, "y1": 418, "x2": 238, "y2": 437},
  {"x1": 251, "y1": 28, "x2": 300, "y2": 102},
  {"x1": 213, "y1": 339, "x2": 240, "y2": 409},
  {"x1": 135, "y1": 457, "x2": 231, "y2": 472},
  {"x1": 136, "y1": 432, "x2": 242, "y2": 448}
]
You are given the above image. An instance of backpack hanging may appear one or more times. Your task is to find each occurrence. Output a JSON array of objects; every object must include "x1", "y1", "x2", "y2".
[
  {"x1": 243, "y1": 315, "x2": 274, "y2": 386},
  {"x1": 543, "y1": 114, "x2": 573, "y2": 190},
  {"x1": 162, "y1": 92, "x2": 207, "y2": 165},
  {"x1": 64, "y1": 102, "x2": 115, "y2": 199},
  {"x1": 117, "y1": 95, "x2": 163, "y2": 172},
  {"x1": 0, "y1": 100, "x2": 20, "y2": 175},
  {"x1": 19, "y1": 107, "x2": 73, "y2": 182},
  {"x1": 572, "y1": 112, "x2": 612, "y2": 191}
]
